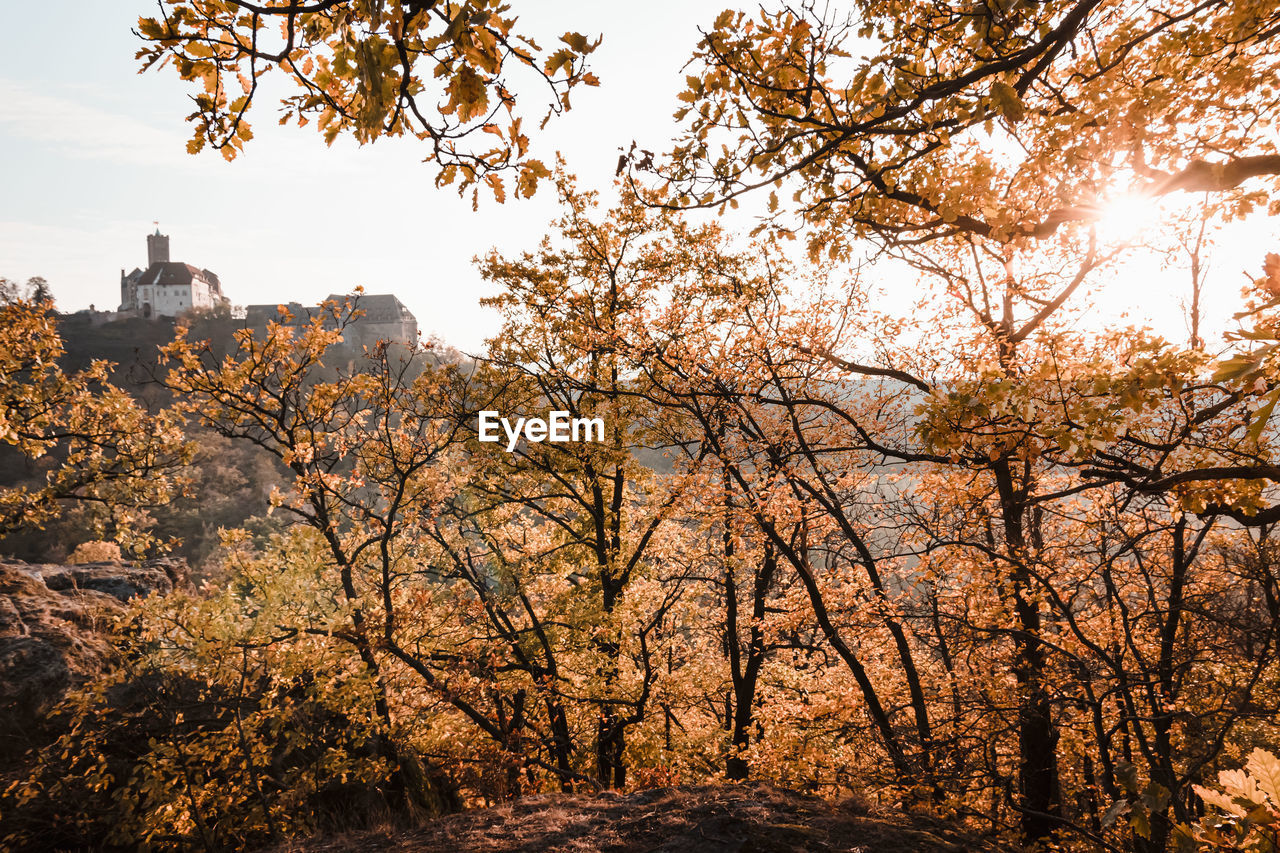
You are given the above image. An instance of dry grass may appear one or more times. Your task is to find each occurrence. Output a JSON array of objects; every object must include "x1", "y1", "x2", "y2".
[{"x1": 272, "y1": 784, "x2": 995, "y2": 853}]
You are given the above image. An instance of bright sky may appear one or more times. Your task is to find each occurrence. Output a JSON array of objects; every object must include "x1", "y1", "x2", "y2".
[
  {"x1": 0, "y1": 1, "x2": 730, "y2": 352},
  {"x1": 0, "y1": 2, "x2": 1270, "y2": 356}
]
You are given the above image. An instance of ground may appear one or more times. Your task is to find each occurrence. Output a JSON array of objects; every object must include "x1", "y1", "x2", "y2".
[{"x1": 275, "y1": 784, "x2": 994, "y2": 853}]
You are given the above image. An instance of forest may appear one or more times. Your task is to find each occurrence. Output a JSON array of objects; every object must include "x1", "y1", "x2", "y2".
[{"x1": 4, "y1": 1, "x2": 1280, "y2": 851}]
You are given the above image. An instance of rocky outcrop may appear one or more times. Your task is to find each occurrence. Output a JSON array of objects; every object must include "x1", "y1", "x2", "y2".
[
  {"x1": 0, "y1": 558, "x2": 185, "y2": 752},
  {"x1": 36, "y1": 558, "x2": 185, "y2": 601}
]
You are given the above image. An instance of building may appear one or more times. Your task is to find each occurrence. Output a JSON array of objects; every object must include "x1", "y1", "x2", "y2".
[
  {"x1": 119, "y1": 230, "x2": 228, "y2": 318},
  {"x1": 244, "y1": 293, "x2": 418, "y2": 348}
]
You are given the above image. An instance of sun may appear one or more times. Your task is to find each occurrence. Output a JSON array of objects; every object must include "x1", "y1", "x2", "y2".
[{"x1": 1093, "y1": 192, "x2": 1162, "y2": 244}]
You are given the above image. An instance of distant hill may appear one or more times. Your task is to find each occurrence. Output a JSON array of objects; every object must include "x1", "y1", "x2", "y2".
[{"x1": 56, "y1": 312, "x2": 241, "y2": 398}]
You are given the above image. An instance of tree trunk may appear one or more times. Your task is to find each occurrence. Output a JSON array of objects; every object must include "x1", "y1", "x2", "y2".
[{"x1": 994, "y1": 459, "x2": 1062, "y2": 841}]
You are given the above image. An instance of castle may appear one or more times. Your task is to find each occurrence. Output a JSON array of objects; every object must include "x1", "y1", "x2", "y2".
[
  {"x1": 119, "y1": 230, "x2": 229, "y2": 318},
  {"x1": 112, "y1": 229, "x2": 419, "y2": 347},
  {"x1": 244, "y1": 294, "x2": 419, "y2": 349}
]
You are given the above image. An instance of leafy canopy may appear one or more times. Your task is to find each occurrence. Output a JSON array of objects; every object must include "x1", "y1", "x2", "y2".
[
  {"x1": 648, "y1": 0, "x2": 1280, "y2": 256},
  {"x1": 137, "y1": 0, "x2": 601, "y2": 202}
]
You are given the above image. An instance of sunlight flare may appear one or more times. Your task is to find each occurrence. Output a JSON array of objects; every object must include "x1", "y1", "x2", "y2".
[{"x1": 1093, "y1": 191, "x2": 1162, "y2": 243}]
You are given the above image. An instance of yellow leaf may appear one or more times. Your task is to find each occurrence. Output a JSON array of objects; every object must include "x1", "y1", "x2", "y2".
[
  {"x1": 990, "y1": 80, "x2": 1025, "y2": 123},
  {"x1": 1247, "y1": 749, "x2": 1280, "y2": 807}
]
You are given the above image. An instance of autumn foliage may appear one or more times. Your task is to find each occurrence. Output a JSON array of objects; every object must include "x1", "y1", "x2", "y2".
[
  {"x1": 7, "y1": 1, "x2": 1280, "y2": 852},
  {"x1": 0, "y1": 299, "x2": 189, "y2": 550}
]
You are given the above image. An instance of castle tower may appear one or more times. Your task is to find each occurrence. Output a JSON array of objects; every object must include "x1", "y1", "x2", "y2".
[{"x1": 147, "y1": 229, "x2": 170, "y2": 266}]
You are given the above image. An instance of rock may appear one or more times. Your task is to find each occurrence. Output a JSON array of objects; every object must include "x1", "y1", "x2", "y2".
[
  {"x1": 0, "y1": 557, "x2": 186, "y2": 754},
  {"x1": 35, "y1": 559, "x2": 179, "y2": 601},
  {"x1": 0, "y1": 637, "x2": 71, "y2": 718}
]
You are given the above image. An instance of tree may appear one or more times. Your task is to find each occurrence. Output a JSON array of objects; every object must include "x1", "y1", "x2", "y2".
[
  {"x1": 136, "y1": 0, "x2": 600, "y2": 201},
  {"x1": 636, "y1": 2, "x2": 1280, "y2": 844},
  {"x1": 16, "y1": 5, "x2": 1280, "y2": 848},
  {"x1": 25, "y1": 277, "x2": 52, "y2": 307},
  {"x1": 646, "y1": 1, "x2": 1280, "y2": 252},
  {"x1": 155, "y1": 304, "x2": 486, "y2": 807},
  {"x1": 608, "y1": 254, "x2": 939, "y2": 791},
  {"x1": 0, "y1": 298, "x2": 188, "y2": 549},
  {"x1": 474, "y1": 177, "x2": 708, "y2": 788},
  {"x1": 153, "y1": 298, "x2": 673, "y2": 801},
  {"x1": 1, "y1": 276, "x2": 55, "y2": 308}
]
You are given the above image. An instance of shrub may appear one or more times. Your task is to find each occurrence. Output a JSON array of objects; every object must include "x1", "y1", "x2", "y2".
[
  {"x1": 0, "y1": 535, "x2": 453, "y2": 851},
  {"x1": 66, "y1": 540, "x2": 123, "y2": 564}
]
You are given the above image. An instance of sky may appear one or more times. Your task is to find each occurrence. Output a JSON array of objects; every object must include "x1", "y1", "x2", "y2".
[
  {"x1": 0, "y1": 2, "x2": 1270, "y2": 356},
  {"x1": 0, "y1": 1, "x2": 731, "y2": 352}
]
